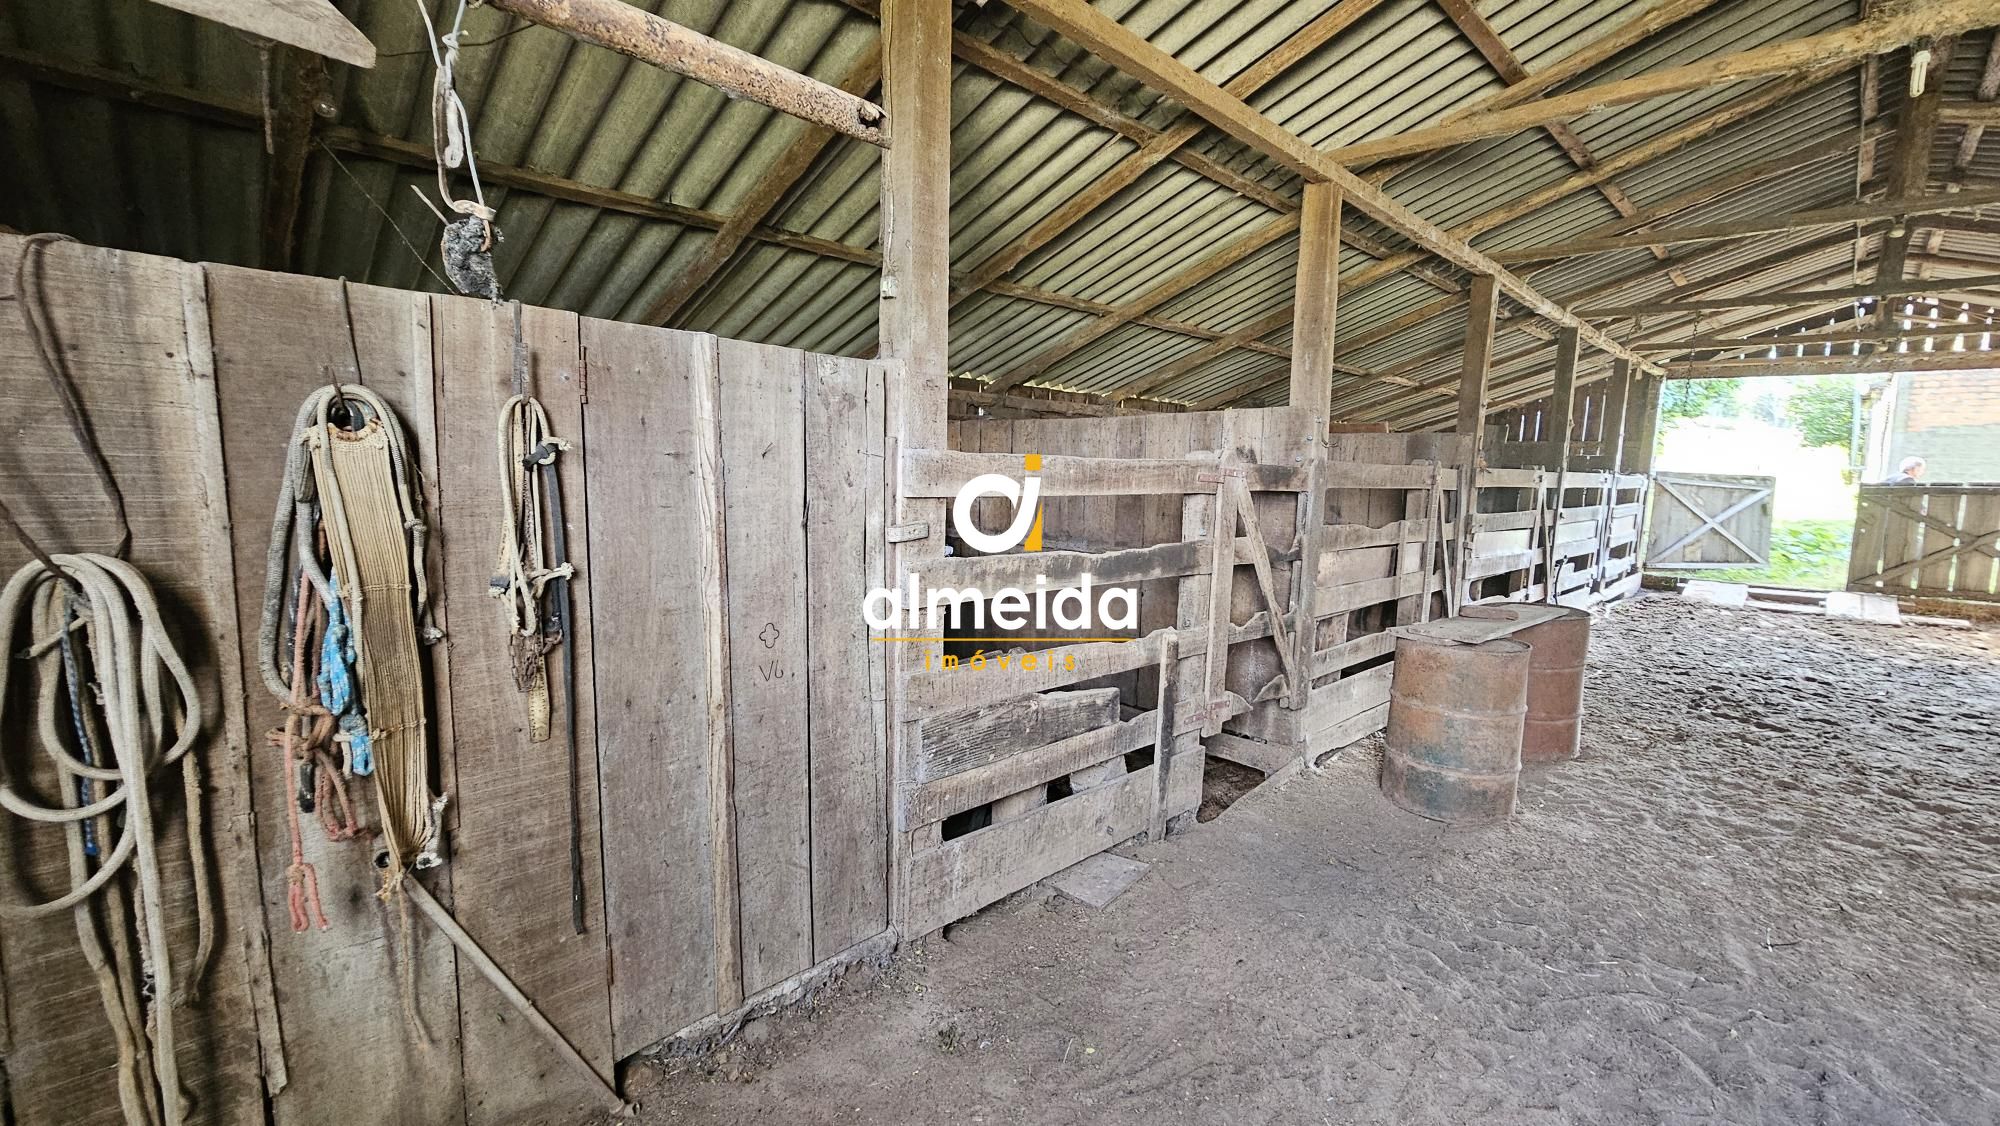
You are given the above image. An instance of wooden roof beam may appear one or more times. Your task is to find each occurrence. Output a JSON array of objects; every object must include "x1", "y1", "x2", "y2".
[
  {"x1": 945, "y1": 0, "x2": 1397, "y2": 308},
  {"x1": 1435, "y1": 0, "x2": 1688, "y2": 281},
  {"x1": 998, "y1": 0, "x2": 1655, "y2": 373},
  {"x1": 1666, "y1": 346, "x2": 2000, "y2": 378},
  {"x1": 1580, "y1": 270, "x2": 2000, "y2": 318},
  {"x1": 1494, "y1": 184, "x2": 2000, "y2": 264},
  {"x1": 1953, "y1": 37, "x2": 2000, "y2": 170},
  {"x1": 1324, "y1": 1, "x2": 2000, "y2": 165},
  {"x1": 486, "y1": 0, "x2": 887, "y2": 146}
]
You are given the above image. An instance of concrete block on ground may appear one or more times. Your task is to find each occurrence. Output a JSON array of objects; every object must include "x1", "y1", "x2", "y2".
[{"x1": 1046, "y1": 853, "x2": 1150, "y2": 909}]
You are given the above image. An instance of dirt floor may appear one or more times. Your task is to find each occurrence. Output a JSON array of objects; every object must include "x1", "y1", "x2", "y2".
[{"x1": 625, "y1": 595, "x2": 2000, "y2": 1125}]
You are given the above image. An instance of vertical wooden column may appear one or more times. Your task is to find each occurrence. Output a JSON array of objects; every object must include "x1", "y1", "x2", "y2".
[
  {"x1": 1289, "y1": 181, "x2": 1343, "y2": 419},
  {"x1": 1456, "y1": 274, "x2": 1499, "y2": 465},
  {"x1": 1602, "y1": 358, "x2": 1634, "y2": 472},
  {"x1": 1625, "y1": 373, "x2": 1665, "y2": 476},
  {"x1": 1453, "y1": 275, "x2": 1500, "y2": 610},
  {"x1": 1540, "y1": 327, "x2": 1581, "y2": 601},
  {"x1": 879, "y1": 0, "x2": 952, "y2": 937},
  {"x1": 1547, "y1": 327, "x2": 1581, "y2": 471},
  {"x1": 1286, "y1": 184, "x2": 1338, "y2": 718}
]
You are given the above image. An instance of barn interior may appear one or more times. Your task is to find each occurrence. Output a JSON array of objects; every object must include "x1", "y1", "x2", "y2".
[{"x1": 0, "y1": 1, "x2": 1996, "y2": 1124}]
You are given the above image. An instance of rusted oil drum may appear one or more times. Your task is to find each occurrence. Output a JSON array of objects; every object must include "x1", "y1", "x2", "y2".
[
  {"x1": 1514, "y1": 607, "x2": 1591, "y2": 763},
  {"x1": 1380, "y1": 636, "x2": 1529, "y2": 824}
]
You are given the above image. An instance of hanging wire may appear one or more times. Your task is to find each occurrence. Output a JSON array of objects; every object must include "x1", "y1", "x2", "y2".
[
  {"x1": 8, "y1": 234, "x2": 131, "y2": 568},
  {"x1": 314, "y1": 140, "x2": 456, "y2": 293}
]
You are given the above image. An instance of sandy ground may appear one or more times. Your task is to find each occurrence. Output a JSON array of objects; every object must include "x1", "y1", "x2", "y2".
[{"x1": 625, "y1": 596, "x2": 2000, "y2": 1125}]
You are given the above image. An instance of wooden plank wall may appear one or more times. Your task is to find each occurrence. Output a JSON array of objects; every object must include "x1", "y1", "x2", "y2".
[
  {"x1": 0, "y1": 239, "x2": 268, "y2": 1126},
  {"x1": 0, "y1": 237, "x2": 891, "y2": 1126}
]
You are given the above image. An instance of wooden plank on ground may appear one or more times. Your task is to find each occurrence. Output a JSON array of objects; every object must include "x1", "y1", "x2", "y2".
[
  {"x1": 806, "y1": 353, "x2": 890, "y2": 961},
  {"x1": 0, "y1": 238, "x2": 268, "y2": 1126},
  {"x1": 718, "y1": 337, "x2": 814, "y2": 996},
  {"x1": 431, "y1": 295, "x2": 613, "y2": 1126},
  {"x1": 205, "y1": 264, "x2": 464, "y2": 1126},
  {"x1": 578, "y1": 318, "x2": 719, "y2": 1056}
]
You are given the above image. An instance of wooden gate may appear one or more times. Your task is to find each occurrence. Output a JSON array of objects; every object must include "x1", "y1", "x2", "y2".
[
  {"x1": 1847, "y1": 484, "x2": 2000, "y2": 602},
  {"x1": 1644, "y1": 471, "x2": 1775, "y2": 569}
]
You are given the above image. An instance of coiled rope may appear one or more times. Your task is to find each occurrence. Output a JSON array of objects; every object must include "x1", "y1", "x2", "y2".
[
  {"x1": 259, "y1": 385, "x2": 442, "y2": 911},
  {"x1": 0, "y1": 554, "x2": 213, "y2": 1126}
]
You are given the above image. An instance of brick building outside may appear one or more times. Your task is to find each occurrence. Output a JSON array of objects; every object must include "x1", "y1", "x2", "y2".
[{"x1": 1862, "y1": 368, "x2": 2000, "y2": 484}]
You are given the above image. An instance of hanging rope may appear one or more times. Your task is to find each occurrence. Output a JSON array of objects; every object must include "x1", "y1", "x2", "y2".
[
  {"x1": 418, "y1": 0, "x2": 501, "y2": 299},
  {"x1": 259, "y1": 385, "x2": 443, "y2": 901},
  {"x1": 0, "y1": 554, "x2": 214, "y2": 1126},
  {"x1": 489, "y1": 303, "x2": 584, "y2": 932}
]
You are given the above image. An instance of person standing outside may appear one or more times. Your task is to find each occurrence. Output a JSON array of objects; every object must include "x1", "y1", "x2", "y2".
[{"x1": 1883, "y1": 456, "x2": 1927, "y2": 485}]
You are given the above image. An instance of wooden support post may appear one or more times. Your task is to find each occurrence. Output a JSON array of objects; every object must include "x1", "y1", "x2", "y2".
[
  {"x1": 485, "y1": 0, "x2": 888, "y2": 146},
  {"x1": 1547, "y1": 327, "x2": 1581, "y2": 472},
  {"x1": 1457, "y1": 274, "x2": 1499, "y2": 465},
  {"x1": 257, "y1": 45, "x2": 326, "y2": 273},
  {"x1": 1289, "y1": 182, "x2": 1342, "y2": 418},
  {"x1": 878, "y1": 0, "x2": 951, "y2": 938},
  {"x1": 1626, "y1": 373, "x2": 1665, "y2": 476},
  {"x1": 1603, "y1": 359, "x2": 1634, "y2": 474}
]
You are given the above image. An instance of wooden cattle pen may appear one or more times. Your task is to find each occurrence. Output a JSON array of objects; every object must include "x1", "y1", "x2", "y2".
[{"x1": 5, "y1": 0, "x2": 2000, "y2": 1124}]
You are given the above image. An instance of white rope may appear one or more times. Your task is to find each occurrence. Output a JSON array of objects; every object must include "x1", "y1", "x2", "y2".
[
  {"x1": 492, "y1": 394, "x2": 572, "y2": 637},
  {"x1": 0, "y1": 554, "x2": 211, "y2": 1126}
]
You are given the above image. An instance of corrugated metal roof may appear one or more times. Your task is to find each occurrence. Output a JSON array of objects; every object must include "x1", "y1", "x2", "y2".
[{"x1": 1, "y1": 0, "x2": 1994, "y2": 428}]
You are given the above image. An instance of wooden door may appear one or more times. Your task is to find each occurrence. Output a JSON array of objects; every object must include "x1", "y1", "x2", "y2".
[{"x1": 1644, "y1": 471, "x2": 1775, "y2": 569}]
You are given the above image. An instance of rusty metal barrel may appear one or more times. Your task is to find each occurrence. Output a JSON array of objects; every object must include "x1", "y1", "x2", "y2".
[
  {"x1": 1380, "y1": 636, "x2": 1529, "y2": 824},
  {"x1": 1514, "y1": 607, "x2": 1591, "y2": 763}
]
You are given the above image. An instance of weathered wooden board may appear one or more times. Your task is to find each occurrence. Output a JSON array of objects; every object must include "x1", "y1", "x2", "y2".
[
  {"x1": 430, "y1": 295, "x2": 613, "y2": 1126},
  {"x1": 578, "y1": 319, "x2": 720, "y2": 1056},
  {"x1": 718, "y1": 338, "x2": 814, "y2": 996},
  {"x1": 918, "y1": 688, "x2": 1123, "y2": 780},
  {"x1": 0, "y1": 238, "x2": 266, "y2": 1126},
  {"x1": 805, "y1": 354, "x2": 890, "y2": 962},
  {"x1": 205, "y1": 263, "x2": 465, "y2": 1126},
  {"x1": 903, "y1": 767, "x2": 1157, "y2": 937},
  {"x1": 1645, "y1": 472, "x2": 1775, "y2": 568}
]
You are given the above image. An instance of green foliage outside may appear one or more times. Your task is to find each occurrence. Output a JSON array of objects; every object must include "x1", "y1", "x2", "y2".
[
  {"x1": 1699, "y1": 518, "x2": 1853, "y2": 591},
  {"x1": 1658, "y1": 378, "x2": 1740, "y2": 424},
  {"x1": 1784, "y1": 375, "x2": 1859, "y2": 451}
]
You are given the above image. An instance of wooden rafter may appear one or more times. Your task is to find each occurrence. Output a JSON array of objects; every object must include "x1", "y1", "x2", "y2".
[
  {"x1": 1580, "y1": 270, "x2": 2000, "y2": 318},
  {"x1": 981, "y1": 214, "x2": 1301, "y2": 392},
  {"x1": 999, "y1": 0, "x2": 1657, "y2": 373},
  {"x1": 1952, "y1": 37, "x2": 2000, "y2": 170},
  {"x1": 1434, "y1": 0, "x2": 1687, "y2": 281},
  {"x1": 640, "y1": 43, "x2": 883, "y2": 326},
  {"x1": 486, "y1": 0, "x2": 888, "y2": 146},
  {"x1": 1337, "y1": 75, "x2": 1823, "y2": 297},
  {"x1": 1495, "y1": 184, "x2": 2000, "y2": 264},
  {"x1": 1666, "y1": 345, "x2": 2000, "y2": 377},
  {"x1": 1436, "y1": 0, "x2": 1725, "y2": 120},
  {"x1": 1324, "y1": 2, "x2": 2000, "y2": 165}
]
